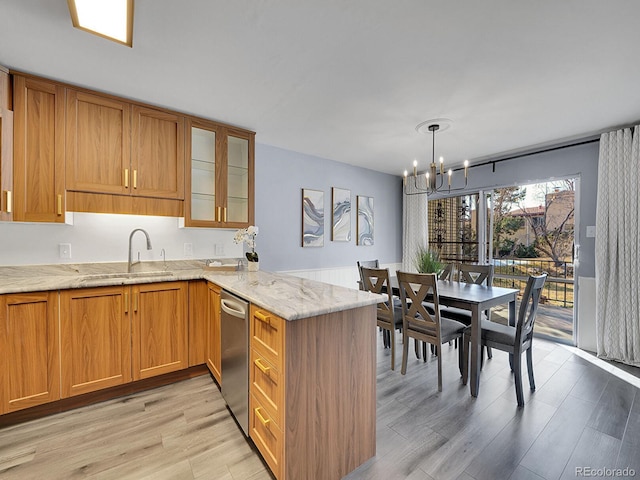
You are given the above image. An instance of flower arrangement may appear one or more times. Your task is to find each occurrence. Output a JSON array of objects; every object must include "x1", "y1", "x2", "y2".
[{"x1": 234, "y1": 225, "x2": 259, "y2": 262}]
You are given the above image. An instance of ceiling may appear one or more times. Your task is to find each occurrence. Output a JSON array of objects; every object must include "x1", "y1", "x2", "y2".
[{"x1": 2, "y1": 0, "x2": 640, "y2": 176}]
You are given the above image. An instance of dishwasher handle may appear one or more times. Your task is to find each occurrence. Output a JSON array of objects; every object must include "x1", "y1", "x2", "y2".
[{"x1": 221, "y1": 298, "x2": 247, "y2": 319}]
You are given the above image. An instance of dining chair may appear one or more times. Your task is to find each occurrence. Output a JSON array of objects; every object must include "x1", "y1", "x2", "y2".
[
  {"x1": 419, "y1": 262, "x2": 454, "y2": 359},
  {"x1": 357, "y1": 260, "x2": 386, "y2": 345},
  {"x1": 357, "y1": 259, "x2": 379, "y2": 285},
  {"x1": 441, "y1": 263, "x2": 495, "y2": 324},
  {"x1": 441, "y1": 263, "x2": 495, "y2": 356},
  {"x1": 361, "y1": 266, "x2": 403, "y2": 370},
  {"x1": 462, "y1": 273, "x2": 548, "y2": 406},
  {"x1": 396, "y1": 271, "x2": 466, "y2": 391},
  {"x1": 439, "y1": 263, "x2": 454, "y2": 281}
]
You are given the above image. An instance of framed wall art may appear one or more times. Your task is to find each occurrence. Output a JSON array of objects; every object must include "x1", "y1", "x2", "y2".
[
  {"x1": 357, "y1": 195, "x2": 374, "y2": 246},
  {"x1": 331, "y1": 187, "x2": 351, "y2": 242},
  {"x1": 302, "y1": 188, "x2": 324, "y2": 247}
]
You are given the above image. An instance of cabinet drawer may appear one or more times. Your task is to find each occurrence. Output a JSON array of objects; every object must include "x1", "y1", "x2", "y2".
[
  {"x1": 250, "y1": 306, "x2": 284, "y2": 368},
  {"x1": 250, "y1": 348, "x2": 283, "y2": 426},
  {"x1": 250, "y1": 394, "x2": 283, "y2": 479}
]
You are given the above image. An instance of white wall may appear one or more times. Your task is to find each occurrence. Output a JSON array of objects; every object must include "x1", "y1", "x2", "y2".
[
  {"x1": 0, "y1": 142, "x2": 403, "y2": 271},
  {"x1": 254, "y1": 144, "x2": 403, "y2": 272},
  {"x1": 0, "y1": 212, "x2": 242, "y2": 265}
]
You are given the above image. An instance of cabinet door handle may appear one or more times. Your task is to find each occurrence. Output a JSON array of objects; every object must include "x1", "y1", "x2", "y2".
[
  {"x1": 4, "y1": 190, "x2": 11, "y2": 214},
  {"x1": 133, "y1": 169, "x2": 137, "y2": 189},
  {"x1": 124, "y1": 291, "x2": 129, "y2": 313},
  {"x1": 254, "y1": 358, "x2": 271, "y2": 375},
  {"x1": 216, "y1": 206, "x2": 221, "y2": 222},
  {"x1": 255, "y1": 311, "x2": 271, "y2": 326},
  {"x1": 255, "y1": 407, "x2": 270, "y2": 427},
  {"x1": 223, "y1": 207, "x2": 227, "y2": 222},
  {"x1": 57, "y1": 194, "x2": 63, "y2": 216},
  {"x1": 133, "y1": 292, "x2": 138, "y2": 312},
  {"x1": 124, "y1": 168, "x2": 129, "y2": 188}
]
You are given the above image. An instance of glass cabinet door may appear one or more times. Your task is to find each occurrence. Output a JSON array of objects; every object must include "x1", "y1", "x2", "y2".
[
  {"x1": 225, "y1": 134, "x2": 249, "y2": 224},
  {"x1": 190, "y1": 127, "x2": 216, "y2": 222}
]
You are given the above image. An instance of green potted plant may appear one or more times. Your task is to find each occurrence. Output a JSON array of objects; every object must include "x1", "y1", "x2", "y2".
[{"x1": 414, "y1": 246, "x2": 443, "y2": 274}]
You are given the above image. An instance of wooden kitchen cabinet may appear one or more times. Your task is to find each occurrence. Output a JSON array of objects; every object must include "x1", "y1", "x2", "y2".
[
  {"x1": 188, "y1": 280, "x2": 208, "y2": 366},
  {"x1": 131, "y1": 281, "x2": 188, "y2": 380},
  {"x1": 0, "y1": 292, "x2": 60, "y2": 414},
  {"x1": 65, "y1": 89, "x2": 185, "y2": 215},
  {"x1": 249, "y1": 305, "x2": 285, "y2": 479},
  {"x1": 131, "y1": 105, "x2": 185, "y2": 200},
  {"x1": 0, "y1": 65, "x2": 13, "y2": 222},
  {"x1": 185, "y1": 118, "x2": 254, "y2": 228},
  {"x1": 60, "y1": 286, "x2": 131, "y2": 397},
  {"x1": 248, "y1": 304, "x2": 376, "y2": 480},
  {"x1": 60, "y1": 281, "x2": 188, "y2": 396},
  {"x1": 12, "y1": 75, "x2": 65, "y2": 222},
  {"x1": 65, "y1": 89, "x2": 131, "y2": 195},
  {"x1": 206, "y1": 282, "x2": 222, "y2": 383}
]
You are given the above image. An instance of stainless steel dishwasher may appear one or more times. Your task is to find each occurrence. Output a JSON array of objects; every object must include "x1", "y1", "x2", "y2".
[{"x1": 220, "y1": 289, "x2": 249, "y2": 436}]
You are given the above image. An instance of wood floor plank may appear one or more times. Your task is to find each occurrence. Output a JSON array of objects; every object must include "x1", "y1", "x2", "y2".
[
  {"x1": 615, "y1": 441, "x2": 640, "y2": 474},
  {"x1": 620, "y1": 394, "x2": 640, "y2": 446},
  {"x1": 530, "y1": 357, "x2": 590, "y2": 408},
  {"x1": 418, "y1": 395, "x2": 519, "y2": 480},
  {"x1": 2, "y1": 336, "x2": 640, "y2": 480},
  {"x1": 509, "y1": 465, "x2": 546, "y2": 480},
  {"x1": 567, "y1": 362, "x2": 610, "y2": 404},
  {"x1": 559, "y1": 427, "x2": 621, "y2": 480},
  {"x1": 586, "y1": 375, "x2": 636, "y2": 440},
  {"x1": 463, "y1": 398, "x2": 556, "y2": 480},
  {"x1": 518, "y1": 395, "x2": 598, "y2": 479}
]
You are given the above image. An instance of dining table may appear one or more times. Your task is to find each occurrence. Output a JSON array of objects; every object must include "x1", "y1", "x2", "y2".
[{"x1": 388, "y1": 277, "x2": 519, "y2": 397}]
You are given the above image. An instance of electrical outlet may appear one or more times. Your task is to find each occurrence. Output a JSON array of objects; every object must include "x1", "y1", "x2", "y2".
[
  {"x1": 59, "y1": 243, "x2": 72, "y2": 259},
  {"x1": 184, "y1": 243, "x2": 194, "y2": 257},
  {"x1": 586, "y1": 225, "x2": 596, "y2": 238}
]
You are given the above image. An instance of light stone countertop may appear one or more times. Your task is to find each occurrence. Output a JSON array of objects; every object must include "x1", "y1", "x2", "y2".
[{"x1": 0, "y1": 261, "x2": 381, "y2": 321}]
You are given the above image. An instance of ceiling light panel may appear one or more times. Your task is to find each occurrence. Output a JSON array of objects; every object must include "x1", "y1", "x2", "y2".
[{"x1": 68, "y1": 0, "x2": 133, "y2": 47}]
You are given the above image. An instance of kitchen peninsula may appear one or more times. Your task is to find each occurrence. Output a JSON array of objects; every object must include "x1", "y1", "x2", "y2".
[{"x1": 0, "y1": 262, "x2": 380, "y2": 480}]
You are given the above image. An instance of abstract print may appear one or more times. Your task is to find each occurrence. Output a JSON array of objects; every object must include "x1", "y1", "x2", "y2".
[
  {"x1": 357, "y1": 196, "x2": 374, "y2": 246},
  {"x1": 302, "y1": 189, "x2": 324, "y2": 247},
  {"x1": 331, "y1": 188, "x2": 351, "y2": 242}
]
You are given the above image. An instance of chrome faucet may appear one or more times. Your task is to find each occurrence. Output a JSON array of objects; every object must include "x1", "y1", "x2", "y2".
[
  {"x1": 128, "y1": 228, "x2": 152, "y2": 273},
  {"x1": 161, "y1": 248, "x2": 168, "y2": 271}
]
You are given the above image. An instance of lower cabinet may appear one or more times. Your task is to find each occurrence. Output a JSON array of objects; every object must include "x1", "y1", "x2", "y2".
[
  {"x1": 0, "y1": 292, "x2": 59, "y2": 414},
  {"x1": 206, "y1": 282, "x2": 221, "y2": 383},
  {"x1": 132, "y1": 282, "x2": 188, "y2": 380},
  {"x1": 249, "y1": 305, "x2": 285, "y2": 479},
  {"x1": 248, "y1": 304, "x2": 377, "y2": 480},
  {"x1": 59, "y1": 281, "x2": 188, "y2": 397},
  {"x1": 60, "y1": 286, "x2": 131, "y2": 397},
  {"x1": 188, "y1": 280, "x2": 208, "y2": 366}
]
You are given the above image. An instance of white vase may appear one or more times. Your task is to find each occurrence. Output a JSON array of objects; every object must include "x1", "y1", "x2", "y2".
[{"x1": 247, "y1": 261, "x2": 259, "y2": 272}]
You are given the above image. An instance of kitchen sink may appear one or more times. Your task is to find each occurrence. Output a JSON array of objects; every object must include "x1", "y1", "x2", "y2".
[{"x1": 80, "y1": 271, "x2": 175, "y2": 282}]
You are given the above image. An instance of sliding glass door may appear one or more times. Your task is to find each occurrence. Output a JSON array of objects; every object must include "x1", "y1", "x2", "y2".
[{"x1": 427, "y1": 178, "x2": 577, "y2": 344}]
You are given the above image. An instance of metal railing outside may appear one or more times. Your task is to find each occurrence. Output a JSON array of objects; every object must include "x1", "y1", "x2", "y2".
[{"x1": 492, "y1": 258, "x2": 574, "y2": 308}]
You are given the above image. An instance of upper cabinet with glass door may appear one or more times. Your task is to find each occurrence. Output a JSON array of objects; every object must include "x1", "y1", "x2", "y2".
[{"x1": 185, "y1": 119, "x2": 254, "y2": 228}]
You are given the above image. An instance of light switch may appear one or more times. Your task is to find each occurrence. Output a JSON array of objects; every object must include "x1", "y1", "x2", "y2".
[
  {"x1": 184, "y1": 243, "x2": 194, "y2": 257},
  {"x1": 214, "y1": 243, "x2": 224, "y2": 255},
  {"x1": 586, "y1": 226, "x2": 596, "y2": 238}
]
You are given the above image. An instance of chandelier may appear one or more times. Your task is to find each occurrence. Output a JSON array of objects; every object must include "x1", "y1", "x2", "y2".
[{"x1": 403, "y1": 123, "x2": 469, "y2": 195}]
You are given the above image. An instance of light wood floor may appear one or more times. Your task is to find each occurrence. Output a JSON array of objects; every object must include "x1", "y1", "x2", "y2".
[{"x1": 1, "y1": 335, "x2": 639, "y2": 480}]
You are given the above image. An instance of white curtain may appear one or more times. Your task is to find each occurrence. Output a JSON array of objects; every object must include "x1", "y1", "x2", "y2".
[
  {"x1": 401, "y1": 183, "x2": 429, "y2": 272},
  {"x1": 595, "y1": 126, "x2": 640, "y2": 366}
]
